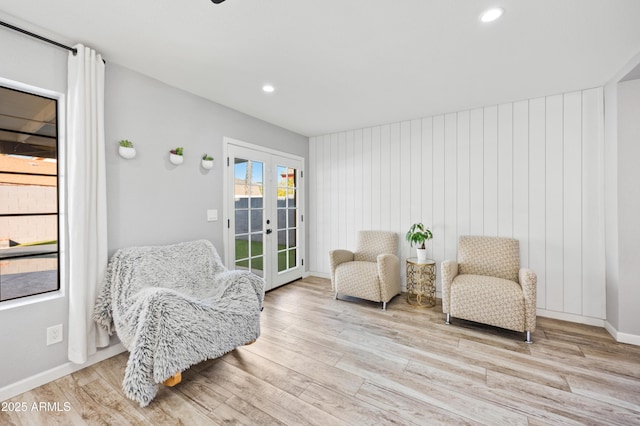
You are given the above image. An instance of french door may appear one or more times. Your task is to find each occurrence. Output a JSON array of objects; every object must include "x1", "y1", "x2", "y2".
[{"x1": 226, "y1": 143, "x2": 304, "y2": 291}]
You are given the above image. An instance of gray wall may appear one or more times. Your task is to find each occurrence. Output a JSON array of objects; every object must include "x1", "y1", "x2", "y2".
[
  {"x1": 105, "y1": 64, "x2": 308, "y2": 255},
  {"x1": 615, "y1": 78, "x2": 640, "y2": 337},
  {"x1": 0, "y1": 26, "x2": 307, "y2": 390},
  {"x1": 0, "y1": 24, "x2": 70, "y2": 389}
]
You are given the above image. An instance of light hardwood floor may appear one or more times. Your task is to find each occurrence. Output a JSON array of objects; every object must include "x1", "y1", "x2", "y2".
[{"x1": 2, "y1": 276, "x2": 640, "y2": 425}]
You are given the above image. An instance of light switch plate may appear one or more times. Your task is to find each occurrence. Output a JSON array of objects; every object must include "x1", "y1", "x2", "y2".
[{"x1": 207, "y1": 209, "x2": 218, "y2": 222}]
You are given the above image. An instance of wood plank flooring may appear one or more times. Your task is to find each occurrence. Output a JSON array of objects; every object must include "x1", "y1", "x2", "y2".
[{"x1": 2, "y1": 276, "x2": 640, "y2": 425}]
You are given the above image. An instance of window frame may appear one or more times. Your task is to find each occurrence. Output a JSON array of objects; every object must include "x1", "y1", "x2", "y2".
[{"x1": 0, "y1": 76, "x2": 66, "y2": 309}]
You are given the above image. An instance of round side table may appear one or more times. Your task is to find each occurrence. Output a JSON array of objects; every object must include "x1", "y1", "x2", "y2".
[{"x1": 406, "y1": 257, "x2": 436, "y2": 307}]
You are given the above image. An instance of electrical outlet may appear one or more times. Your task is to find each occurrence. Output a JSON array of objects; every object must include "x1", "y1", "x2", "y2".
[{"x1": 46, "y1": 324, "x2": 63, "y2": 346}]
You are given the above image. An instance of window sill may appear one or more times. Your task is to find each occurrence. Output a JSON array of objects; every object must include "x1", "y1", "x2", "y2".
[{"x1": 0, "y1": 289, "x2": 65, "y2": 311}]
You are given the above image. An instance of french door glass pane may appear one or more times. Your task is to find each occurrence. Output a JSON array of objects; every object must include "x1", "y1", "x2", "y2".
[
  {"x1": 234, "y1": 210, "x2": 248, "y2": 234},
  {"x1": 288, "y1": 249, "x2": 296, "y2": 269},
  {"x1": 287, "y1": 208, "x2": 296, "y2": 228},
  {"x1": 234, "y1": 158, "x2": 264, "y2": 275},
  {"x1": 235, "y1": 234, "x2": 248, "y2": 261},
  {"x1": 250, "y1": 196, "x2": 263, "y2": 208},
  {"x1": 277, "y1": 231, "x2": 286, "y2": 249},
  {"x1": 277, "y1": 209, "x2": 286, "y2": 230},
  {"x1": 251, "y1": 233, "x2": 263, "y2": 256},
  {"x1": 251, "y1": 267, "x2": 264, "y2": 278},
  {"x1": 288, "y1": 229, "x2": 296, "y2": 248},
  {"x1": 250, "y1": 210, "x2": 263, "y2": 232},
  {"x1": 277, "y1": 250, "x2": 286, "y2": 273},
  {"x1": 251, "y1": 162, "x2": 263, "y2": 185},
  {"x1": 287, "y1": 168, "x2": 295, "y2": 187},
  {"x1": 275, "y1": 164, "x2": 298, "y2": 274}
]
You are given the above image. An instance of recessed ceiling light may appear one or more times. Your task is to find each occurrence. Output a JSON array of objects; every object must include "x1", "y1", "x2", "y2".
[
  {"x1": 480, "y1": 7, "x2": 504, "y2": 23},
  {"x1": 262, "y1": 84, "x2": 275, "y2": 93}
]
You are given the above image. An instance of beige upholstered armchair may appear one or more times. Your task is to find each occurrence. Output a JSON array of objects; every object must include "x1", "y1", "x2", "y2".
[
  {"x1": 329, "y1": 231, "x2": 401, "y2": 310},
  {"x1": 441, "y1": 236, "x2": 537, "y2": 343}
]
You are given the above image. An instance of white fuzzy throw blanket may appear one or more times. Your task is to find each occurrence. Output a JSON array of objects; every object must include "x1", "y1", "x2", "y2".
[{"x1": 94, "y1": 240, "x2": 264, "y2": 407}]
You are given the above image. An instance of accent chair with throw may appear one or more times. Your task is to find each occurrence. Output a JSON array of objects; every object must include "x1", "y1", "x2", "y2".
[
  {"x1": 329, "y1": 230, "x2": 401, "y2": 310},
  {"x1": 441, "y1": 235, "x2": 537, "y2": 343}
]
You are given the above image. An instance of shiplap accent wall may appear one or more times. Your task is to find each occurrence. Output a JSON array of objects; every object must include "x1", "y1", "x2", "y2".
[{"x1": 309, "y1": 87, "x2": 606, "y2": 320}]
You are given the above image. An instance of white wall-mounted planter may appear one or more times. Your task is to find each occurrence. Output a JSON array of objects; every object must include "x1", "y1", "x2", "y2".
[
  {"x1": 201, "y1": 159, "x2": 214, "y2": 170},
  {"x1": 118, "y1": 146, "x2": 136, "y2": 159},
  {"x1": 169, "y1": 153, "x2": 184, "y2": 165}
]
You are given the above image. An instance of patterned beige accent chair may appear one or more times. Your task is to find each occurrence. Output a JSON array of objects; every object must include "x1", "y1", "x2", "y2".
[
  {"x1": 441, "y1": 236, "x2": 537, "y2": 343},
  {"x1": 329, "y1": 231, "x2": 401, "y2": 310}
]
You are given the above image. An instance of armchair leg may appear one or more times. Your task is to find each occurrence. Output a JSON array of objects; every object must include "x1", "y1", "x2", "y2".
[
  {"x1": 163, "y1": 372, "x2": 182, "y2": 387},
  {"x1": 382, "y1": 302, "x2": 387, "y2": 311},
  {"x1": 334, "y1": 291, "x2": 338, "y2": 300},
  {"x1": 445, "y1": 313, "x2": 451, "y2": 325},
  {"x1": 525, "y1": 331, "x2": 532, "y2": 344}
]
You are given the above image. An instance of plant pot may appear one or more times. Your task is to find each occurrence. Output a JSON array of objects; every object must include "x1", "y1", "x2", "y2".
[
  {"x1": 118, "y1": 146, "x2": 136, "y2": 159},
  {"x1": 416, "y1": 248, "x2": 428, "y2": 262},
  {"x1": 169, "y1": 153, "x2": 183, "y2": 165},
  {"x1": 201, "y1": 159, "x2": 213, "y2": 170}
]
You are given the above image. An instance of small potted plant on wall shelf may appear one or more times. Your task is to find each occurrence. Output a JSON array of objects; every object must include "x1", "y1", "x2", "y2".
[
  {"x1": 201, "y1": 154, "x2": 214, "y2": 170},
  {"x1": 169, "y1": 147, "x2": 184, "y2": 165},
  {"x1": 118, "y1": 139, "x2": 136, "y2": 159},
  {"x1": 406, "y1": 222, "x2": 433, "y2": 262}
]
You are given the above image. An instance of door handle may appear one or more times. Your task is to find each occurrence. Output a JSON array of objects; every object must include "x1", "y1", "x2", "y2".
[{"x1": 266, "y1": 229, "x2": 272, "y2": 234}]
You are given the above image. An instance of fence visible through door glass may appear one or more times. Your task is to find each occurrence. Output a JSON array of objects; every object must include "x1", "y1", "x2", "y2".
[
  {"x1": 227, "y1": 143, "x2": 304, "y2": 291},
  {"x1": 276, "y1": 165, "x2": 297, "y2": 273},
  {"x1": 233, "y1": 158, "x2": 265, "y2": 278}
]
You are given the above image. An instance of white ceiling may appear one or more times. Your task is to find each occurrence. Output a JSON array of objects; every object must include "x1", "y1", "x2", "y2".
[{"x1": 2, "y1": 0, "x2": 640, "y2": 137}]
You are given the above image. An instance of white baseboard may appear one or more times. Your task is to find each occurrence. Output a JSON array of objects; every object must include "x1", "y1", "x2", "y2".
[
  {"x1": 0, "y1": 343, "x2": 125, "y2": 402},
  {"x1": 536, "y1": 309, "x2": 605, "y2": 327},
  {"x1": 307, "y1": 271, "x2": 330, "y2": 279},
  {"x1": 605, "y1": 321, "x2": 640, "y2": 346}
]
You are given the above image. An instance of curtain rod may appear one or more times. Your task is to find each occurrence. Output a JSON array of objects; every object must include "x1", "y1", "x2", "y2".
[{"x1": 0, "y1": 19, "x2": 77, "y2": 55}]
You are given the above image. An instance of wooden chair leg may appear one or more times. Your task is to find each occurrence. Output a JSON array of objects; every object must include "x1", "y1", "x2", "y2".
[{"x1": 163, "y1": 371, "x2": 182, "y2": 387}]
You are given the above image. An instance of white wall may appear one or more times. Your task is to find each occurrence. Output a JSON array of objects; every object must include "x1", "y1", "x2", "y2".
[
  {"x1": 614, "y1": 78, "x2": 640, "y2": 337},
  {"x1": 604, "y1": 75, "x2": 621, "y2": 334},
  {"x1": 603, "y1": 58, "x2": 640, "y2": 345},
  {"x1": 309, "y1": 88, "x2": 606, "y2": 322}
]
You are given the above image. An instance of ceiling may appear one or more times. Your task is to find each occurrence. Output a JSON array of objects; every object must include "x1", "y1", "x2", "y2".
[{"x1": 1, "y1": 1, "x2": 640, "y2": 137}]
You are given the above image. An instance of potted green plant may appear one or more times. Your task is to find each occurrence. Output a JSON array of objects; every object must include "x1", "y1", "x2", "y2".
[
  {"x1": 169, "y1": 147, "x2": 184, "y2": 165},
  {"x1": 118, "y1": 139, "x2": 136, "y2": 159},
  {"x1": 201, "y1": 154, "x2": 214, "y2": 170},
  {"x1": 406, "y1": 222, "x2": 433, "y2": 261}
]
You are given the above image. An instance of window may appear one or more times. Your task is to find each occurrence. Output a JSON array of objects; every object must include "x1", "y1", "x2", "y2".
[{"x1": 0, "y1": 85, "x2": 59, "y2": 302}]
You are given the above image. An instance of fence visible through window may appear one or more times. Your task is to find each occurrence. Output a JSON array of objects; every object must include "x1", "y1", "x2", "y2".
[{"x1": 0, "y1": 85, "x2": 59, "y2": 302}]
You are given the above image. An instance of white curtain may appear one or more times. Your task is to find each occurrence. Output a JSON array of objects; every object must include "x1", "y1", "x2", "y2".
[{"x1": 67, "y1": 44, "x2": 110, "y2": 364}]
